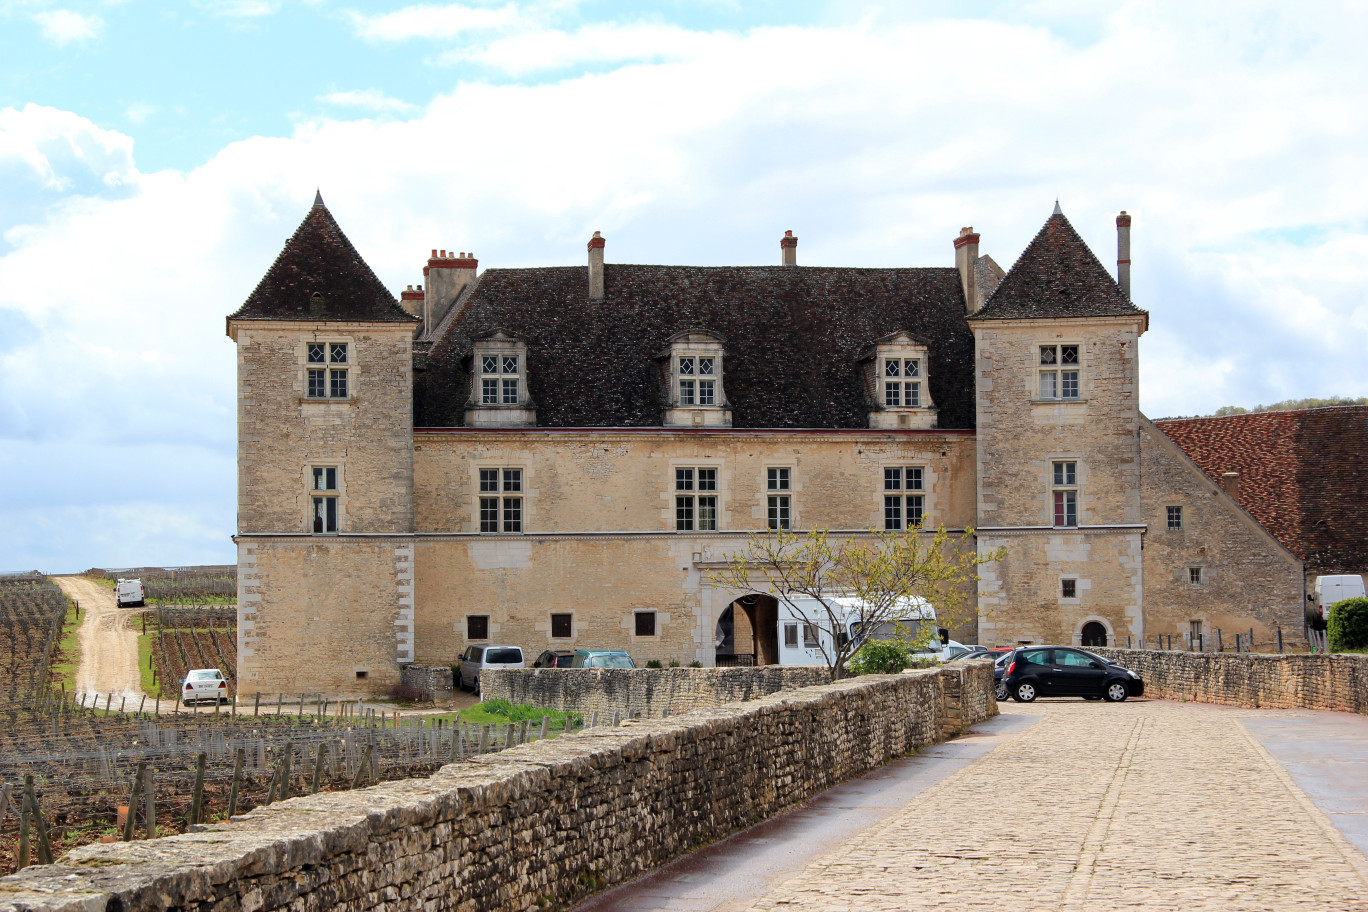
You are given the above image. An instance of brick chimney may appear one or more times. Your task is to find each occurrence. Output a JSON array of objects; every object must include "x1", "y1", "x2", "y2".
[
  {"x1": 1116, "y1": 211, "x2": 1132, "y2": 299},
  {"x1": 399, "y1": 284, "x2": 425, "y2": 321},
  {"x1": 423, "y1": 249, "x2": 478, "y2": 332},
  {"x1": 780, "y1": 230, "x2": 797, "y2": 266},
  {"x1": 954, "y1": 227, "x2": 981, "y2": 314},
  {"x1": 1220, "y1": 471, "x2": 1240, "y2": 499},
  {"x1": 588, "y1": 231, "x2": 605, "y2": 301}
]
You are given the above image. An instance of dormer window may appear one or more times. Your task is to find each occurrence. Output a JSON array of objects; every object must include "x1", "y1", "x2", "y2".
[
  {"x1": 481, "y1": 354, "x2": 520, "y2": 405},
  {"x1": 883, "y1": 358, "x2": 922, "y2": 408},
  {"x1": 862, "y1": 332, "x2": 937, "y2": 429},
  {"x1": 660, "y1": 331, "x2": 731, "y2": 428},
  {"x1": 466, "y1": 331, "x2": 536, "y2": 427}
]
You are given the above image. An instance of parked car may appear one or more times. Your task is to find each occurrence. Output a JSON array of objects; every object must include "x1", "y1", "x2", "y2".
[
  {"x1": 946, "y1": 647, "x2": 994, "y2": 661},
  {"x1": 533, "y1": 649, "x2": 575, "y2": 668},
  {"x1": 571, "y1": 649, "x2": 635, "y2": 669},
  {"x1": 993, "y1": 650, "x2": 1016, "y2": 700},
  {"x1": 457, "y1": 645, "x2": 526, "y2": 694},
  {"x1": 1001, "y1": 646, "x2": 1143, "y2": 703},
  {"x1": 182, "y1": 668, "x2": 228, "y2": 705},
  {"x1": 115, "y1": 578, "x2": 145, "y2": 608}
]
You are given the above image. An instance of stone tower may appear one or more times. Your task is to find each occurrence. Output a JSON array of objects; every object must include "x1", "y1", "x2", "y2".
[
  {"x1": 968, "y1": 207, "x2": 1150, "y2": 647},
  {"x1": 226, "y1": 193, "x2": 421, "y2": 695}
]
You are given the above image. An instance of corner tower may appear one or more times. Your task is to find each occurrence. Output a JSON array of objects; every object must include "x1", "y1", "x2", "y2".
[
  {"x1": 227, "y1": 193, "x2": 421, "y2": 696},
  {"x1": 969, "y1": 206, "x2": 1149, "y2": 647}
]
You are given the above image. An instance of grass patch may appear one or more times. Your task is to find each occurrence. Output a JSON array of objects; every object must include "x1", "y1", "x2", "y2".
[
  {"x1": 81, "y1": 576, "x2": 116, "y2": 590},
  {"x1": 138, "y1": 631, "x2": 160, "y2": 696},
  {"x1": 459, "y1": 699, "x2": 581, "y2": 727},
  {"x1": 49, "y1": 597, "x2": 82, "y2": 693}
]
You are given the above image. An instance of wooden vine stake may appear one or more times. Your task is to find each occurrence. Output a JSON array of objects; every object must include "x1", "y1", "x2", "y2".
[{"x1": 123, "y1": 761, "x2": 146, "y2": 841}]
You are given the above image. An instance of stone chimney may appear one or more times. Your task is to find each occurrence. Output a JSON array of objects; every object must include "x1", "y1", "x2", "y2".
[
  {"x1": 1116, "y1": 211, "x2": 1132, "y2": 299},
  {"x1": 400, "y1": 284, "x2": 425, "y2": 321},
  {"x1": 1220, "y1": 471, "x2": 1240, "y2": 499},
  {"x1": 588, "y1": 231, "x2": 605, "y2": 301},
  {"x1": 954, "y1": 227, "x2": 981, "y2": 314},
  {"x1": 780, "y1": 230, "x2": 797, "y2": 266},
  {"x1": 423, "y1": 249, "x2": 478, "y2": 332}
]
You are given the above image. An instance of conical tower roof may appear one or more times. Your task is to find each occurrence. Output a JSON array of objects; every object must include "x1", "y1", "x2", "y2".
[
  {"x1": 970, "y1": 208, "x2": 1147, "y2": 321},
  {"x1": 228, "y1": 195, "x2": 418, "y2": 324}
]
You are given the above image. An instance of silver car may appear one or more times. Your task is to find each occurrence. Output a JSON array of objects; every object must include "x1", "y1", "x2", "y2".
[
  {"x1": 457, "y1": 645, "x2": 525, "y2": 694},
  {"x1": 182, "y1": 668, "x2": 228, "y2": 705}
]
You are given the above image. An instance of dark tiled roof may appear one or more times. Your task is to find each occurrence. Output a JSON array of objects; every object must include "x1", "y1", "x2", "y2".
[
  {"x1": 415, "y1": 265, "x2": 975, "y2": 429},
  {"x1": 1155, "y1": 407, "x2": 1368, "y2": 573},
  {"x1": 229, "y1": 199, "x2": 418, "y2": 324},
  {"x1": 970, "y1": 211, "x2": 1148, "y2": 322}
]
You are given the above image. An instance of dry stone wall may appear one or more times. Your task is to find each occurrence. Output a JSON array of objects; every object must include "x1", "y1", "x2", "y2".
[
  {"x1": 482, "y1": 665, "x2": 833, "y2": 719},
  {"x1": 1095, "y1": 648, "x2": 1368, "y2": 714},
  {"x1": 0, "y1": 665, "x2": 996, "y2": 912}
]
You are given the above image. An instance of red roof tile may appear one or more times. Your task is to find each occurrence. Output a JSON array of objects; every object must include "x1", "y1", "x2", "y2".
[{"x1": 1155, "y1": 407, "x2": 1368, "y2": 573}]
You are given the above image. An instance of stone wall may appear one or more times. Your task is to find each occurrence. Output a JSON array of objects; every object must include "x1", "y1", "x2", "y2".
[
  {"x1": 1095, "y1": 648, "x2": 1368, "y2": 714},
  {"x1": 400, "y1": 663, "x2": 454, "y2": 702},
  {"x1": 482, "y1": 665, "x2": 833, "y2": 719},
  {"x1": 0, "y1": 665, "x2": 996, "y2": 912}
]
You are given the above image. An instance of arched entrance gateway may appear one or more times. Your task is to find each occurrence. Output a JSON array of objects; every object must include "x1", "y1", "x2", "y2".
[
  {"x1": 715, "y1": 595, "x2": 780, "y2": 666},
  {"x1": 1080, "y1": 621, "x2": 1109, "y2": 647}
]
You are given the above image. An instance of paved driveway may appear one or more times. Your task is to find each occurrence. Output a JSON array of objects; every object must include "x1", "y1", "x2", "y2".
[{"x1": 577, "y1": 700, "x2": 1368, "y2": 912}]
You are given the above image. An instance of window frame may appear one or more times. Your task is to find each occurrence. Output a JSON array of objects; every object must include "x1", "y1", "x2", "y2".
[
  {"x1": 674, "y1": 466, "x2": 719, "y2": 532},
  {"x1": 478, "y1": 352, "x2": 523, "y2": 406},
  {"x1": 1052, "y1": 460, "x2": 1079, "y2": 528},
  {"x1": 1061, "y1": 578, "x2": 1077, "y2": 599},
  {"x1": 1188, "y1": 566, "x2": 1205, "y2": 586},
  {"x1": 1037, "y1": 343, "x2": 1081, "y2": 402},
  {"x1": 634, "y1": 611, "x2": 657, "y2": 638},
  {"x1": 466, "y1": 615, "x2": 489, "y2": 640},
  {"x1": 1166, "y1": 505, "x2": 1184, "y2": 530},
  {"x1": 309, "y1": 465, "x2": 340, "y2": 534},
  {"x1": 306, "y1": 341, "x2": 351, "y2": 400},
  {"x1": 550, "y1": 613, "x2": 573, "y2": 638},
  {"x1": 882, "y1": 466, "x2": 926, "y2": 530},
  {"x1": 767, "y1": 467, "x2": 792, "y2": 531},
  {"x1": 477, "y1": 467, "x2": 524, "y2": 534},
  {"x1": 882, "y1": 356, "x2": 923, "y2": 409}
]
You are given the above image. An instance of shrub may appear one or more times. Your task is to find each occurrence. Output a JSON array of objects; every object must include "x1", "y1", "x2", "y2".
[
  {"x1": 1328, "y1": 598, "x2": 1368, "y2": 652},
  {"x1": 645, "y1": 659, "x2": 663, "y2": 669},
  {"x1": 668, "y1": 659, "x2": 681, "y2": 667},
  {"x1": 688, "y1": 660, "x2": 702, "y2": 668},
  {"x1": 846, "y1": 638, "x2": 914, "y2": 676}
]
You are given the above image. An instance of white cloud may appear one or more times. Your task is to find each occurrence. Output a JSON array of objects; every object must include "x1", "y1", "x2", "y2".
[
  {"x1": 32, "y1": 9, "x2": 102, "y2": 45},
  {"x1": 203, "y1": 0, "x2": 279, "y2": 16},
  {"x1": 348, "y1": 3, "x2": 520, "y2": 41},
  {"x1": 4, "y1": 3, "x2": 1368, "y2": 568},
  {"x1": 125, "y1": 102, "x2": 156, "y2": 124},
  {"x1": 317, "y1": 89, "x2": 419, "y2": 113},
  {"x1": 452, "y1": 22, "x2": 722, "y2": 72}
]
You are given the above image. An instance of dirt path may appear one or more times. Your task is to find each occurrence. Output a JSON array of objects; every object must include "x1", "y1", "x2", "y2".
[{"x1": 53, "y1": 576, "x2": 147, "y2": 705}]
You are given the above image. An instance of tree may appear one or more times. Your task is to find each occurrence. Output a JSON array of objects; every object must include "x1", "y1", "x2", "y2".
[{"x1": 706, "y1": 526, "x2": 1004, "y2": 681}]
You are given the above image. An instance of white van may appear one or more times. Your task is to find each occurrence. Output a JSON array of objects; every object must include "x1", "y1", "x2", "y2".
[
  {"x1": 115, "y1": 578, "x2": 145, "y2": 608},
  {"x1": 776, "y1": 596, "x2": 937, "y2": 667},
  {"x1": 1314, "y1": 575, "x2": 1366, "y2": 620}
]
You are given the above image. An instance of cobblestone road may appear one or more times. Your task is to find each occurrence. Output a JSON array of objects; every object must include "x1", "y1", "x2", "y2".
[{"x1": 748, "y1": 700, "x2": 1368, "y2": 912}]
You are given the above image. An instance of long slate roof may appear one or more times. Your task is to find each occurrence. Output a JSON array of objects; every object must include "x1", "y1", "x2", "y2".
[
  {"x1": 1155, "y1": 407, "x2": 1368, "y2": 573},
  {"x1": 970, "y1": 210, "x2": 1147, "y2": 322},
  {"x1": 415, "y1": 264, "x2": 976, "y2": 429},
  {"x1": 229, "y1": 195, "x2": 418, "y2": 325}
]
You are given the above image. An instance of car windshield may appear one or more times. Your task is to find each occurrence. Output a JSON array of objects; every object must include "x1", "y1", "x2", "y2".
[
  {"x1": 485, "y1": 648, "x2": 522, "y2": 664},
  {"x1": 587, "y1": 654, "x2": 634, "y2": 668},
  {"x1": 188, "y1": 670, "x2": 219, "y2": 680}
]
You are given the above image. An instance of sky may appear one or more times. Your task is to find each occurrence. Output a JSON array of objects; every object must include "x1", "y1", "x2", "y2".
[{"x1": 1, "y1": 1, "x2": 1366, "y2": 572}]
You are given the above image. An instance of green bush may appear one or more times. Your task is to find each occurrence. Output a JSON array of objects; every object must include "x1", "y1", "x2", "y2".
[
  {"x1": 846, "y1": 638, "x2": 914, "y2": 676},
  {"x1": 645, "y1": 659, "x2": 663, "y2": 669},
  {"x1": 1328, "y1": 598, "x2": 1368, "y2": 651},
  {"x1": 688, "y1": 660, "x2": 702, "y2": 668}
]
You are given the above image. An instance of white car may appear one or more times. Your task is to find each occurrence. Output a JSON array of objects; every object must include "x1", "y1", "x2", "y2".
[
  {"x1": 457, "y1": 645, "x2": 525, "y2": 694},
  {"x1": 182, "y1": 668, "x2": 229, "y2": 705}
]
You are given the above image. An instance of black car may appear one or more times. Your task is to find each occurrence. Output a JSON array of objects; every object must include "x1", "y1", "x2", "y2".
[
  {"x1": 533, "y1": 650, "x2": 575, "y2": 668},
  {"x1": 1001, "y1": 646, "x2": 1144, "y2": 703}
]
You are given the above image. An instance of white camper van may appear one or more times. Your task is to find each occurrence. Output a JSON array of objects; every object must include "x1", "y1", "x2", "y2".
[
  {"x1": 115, "y1": 578, "x2": 145, "y2": 608},
  {"x1": 1314, "y1": 575, "x2": 1366, "y2": 620},
  {"x1": 776, "y1": 596, "x2": 937, "y2": 667}
]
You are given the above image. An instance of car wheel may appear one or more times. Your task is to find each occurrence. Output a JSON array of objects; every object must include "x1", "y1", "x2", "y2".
[
  {"x1": 1014, "y1": 681, "x2": 1037, "y2": 703},
  {"x1": 1104, "y1": 681, "x2": 1129, "y2": 702},
  {"x1": 995, "y1": 680, "x2": 1008, "y2": 701}
]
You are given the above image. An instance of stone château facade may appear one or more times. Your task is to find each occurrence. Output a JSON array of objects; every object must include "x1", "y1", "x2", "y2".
[{"x1": 228, "y1": 195, "x2": 1308, "y2": 695}]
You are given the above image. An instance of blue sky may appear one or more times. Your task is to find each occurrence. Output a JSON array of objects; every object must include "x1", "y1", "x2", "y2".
[{"x1": 2, "y1": 1, "x2": 1367, "y2": 571}]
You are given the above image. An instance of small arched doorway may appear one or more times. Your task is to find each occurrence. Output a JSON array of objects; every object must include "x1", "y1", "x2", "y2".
[
  {"x1": 1080, "y1": 621, "x2": 1108, "y2": 647},
  {"x1": 715, "y1": 595, "x2": 780, "y2": 666}
]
